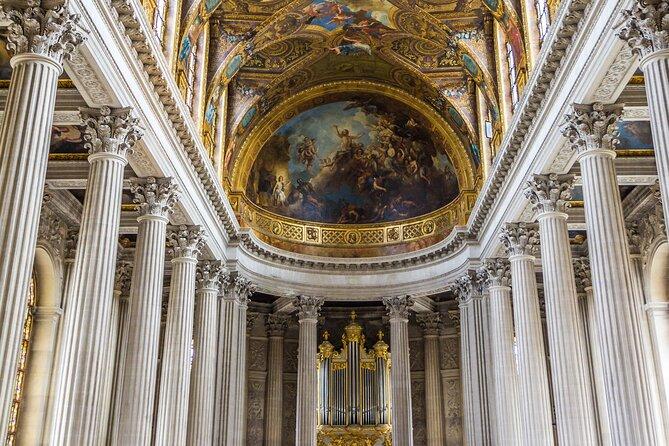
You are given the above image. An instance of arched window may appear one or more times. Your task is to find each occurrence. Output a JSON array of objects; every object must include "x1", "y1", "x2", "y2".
[
  {"x1": 506, "y1": 42, "x2": 520, "y2": 109},
  {"x1": 6, "y1": 276, "x2": 36, "y2": 446},
  {"x1": 152, "y1": 0, "x2": 168, "y2": 43},
  {"x1": 185, "y1": 42, "x2": 198, "y2": 111},
  {"x1": 535, "y1": 0, "x2": 551, "y2": 41}
]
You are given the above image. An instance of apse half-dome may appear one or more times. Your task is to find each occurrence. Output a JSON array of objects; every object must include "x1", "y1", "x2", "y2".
[{"x1": 232, "y1": 84, "x2": 478, "y2": 257}]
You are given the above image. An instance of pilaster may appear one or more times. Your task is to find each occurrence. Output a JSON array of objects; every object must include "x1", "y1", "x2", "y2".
[
  {"x1": 416, "y1": 312, "x2": 446, "y2": 446},
  {"x1": 264, "y1": 313, "x2": 290, "y2": 446}
]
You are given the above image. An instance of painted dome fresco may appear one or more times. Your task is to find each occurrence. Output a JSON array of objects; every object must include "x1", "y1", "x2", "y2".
[{"x1": 244, "y1": 94, "x2": 461, "y2": 225}]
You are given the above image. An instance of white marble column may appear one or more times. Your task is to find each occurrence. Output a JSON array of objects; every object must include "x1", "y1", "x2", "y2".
[
  {"x1": 574, "y1": 257, "x2": 612, "y2": 445},
  {"x1": 620, "y1": 2, "x2": 669, "y2": 224},
  {"x1": 106, "y1": 261, "x2": 132, "y2": 444},
  {"x1": 264, "y1": 313, "x2": 290, "y2": 446},
  {"x1": 187, "y1": 260, "x2": 223, "y2": 445},
  {"x1": 525, "y1": 173, "x2": 599, "y2": 444},
  {"x1": 0, "y1": 4, "x2": 84, "y2": 435},
  {"x1": 383, "y1": 295, "x2": 415, "y2": 446},
  {"x1": 416, "y1": 312, "x2": 446, "y2": 446},
  {"x1": 500, "y1": 223, "x2": 555, "y2": 446},
  {"x1": 155, "y1": 226, "x2": 205, "y2": 445},
  {"x1": 478, "y1": 259, "x2": 522, "y2": 446},
  {"x1": 294, "y1": 295, "x2": 325, "y2": 446},
  {"x1": 116, "y1": 176, "x2": 179, "y2": 445},
  {"x1": 564, "y1": 103, "x2": 659, "y2": 444},
  {"x1": 57, "y1": 107, "x2": 142, "y2": 444},
  {"x1": 215, "y1": 274, "x2": 256, "y2": 446}
]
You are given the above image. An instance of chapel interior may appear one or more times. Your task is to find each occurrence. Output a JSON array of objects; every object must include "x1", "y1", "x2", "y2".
[{"x1": 0, "y1": 0, "x2": 668, "y2": 445}]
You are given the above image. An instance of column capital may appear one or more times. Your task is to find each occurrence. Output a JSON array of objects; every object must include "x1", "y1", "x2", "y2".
[
  {"x1": 64, "y1": 227, "x2": 79, "y2": 262},
  {"x1": 479, "y1": 258, "x2": 511, "y2": 288},
  {"x1": 247, "y1": 311, "x2": 262, "y2": 335},
  {"x1": 131, "y1": 177, "x2": 180, "y2": 219},
  {"x1": 452, "y1": 271, "x2": 484, "y2": 305},
  {"x1": 524, "y1": 173, "x2": 575, "y2": 214},
  {"x1": 572, "y1": 257, "x2": 592, "y2": 294},
  {"x1": 38, "y1": 206, "x2": 64, "y2": 255},
  {"x1": 383, "y1": 295, "x2": 414, "y2": 320},
  {"x1": 416, "y1": 312, "x2": 441, "y2": 336},
  {"x1": 266, "y1": 313, "x2": 291, "y2": 337},
  {"x1": 80, "y1": 106, "x2": 143, "y2": 159},
  {"x1": 627, "y1": 191, "x2": 666, "y2": 258},
  {"x1": 221, "y1": 274, "x2": 256, "y2": 306},
  {"x1": 294, "y1": 295, "x2": 325, "y2": 321},
  {"x1": 562, "y1": 102, "x2": 623, "y2": 155},
  {"x1": 167, "y1": 225, "x2": 206, "y2": 260},
  {"x1": 195, "y1": 260, "x2": 223, "y2": 292},
  {"x1": 500, "y1": 222, "x2": 539, "y2": 257},
  {"x1": 1, "y1": 1, "x2": 86, "y2": 65},
  {"x1": 619, "y1": 1, "x2": 669, "y2": 61},
  {"x1": 114, "y1": 260, "x2": 133, "y2": 297}
]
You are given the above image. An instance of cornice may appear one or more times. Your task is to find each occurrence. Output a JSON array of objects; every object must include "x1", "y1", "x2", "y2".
[
  {"x1": 107, "y1": 0, "x2": 239, "y2": 240},
  {"x1": 105, "y1": 0, "x2": 593, "y2": 273}
]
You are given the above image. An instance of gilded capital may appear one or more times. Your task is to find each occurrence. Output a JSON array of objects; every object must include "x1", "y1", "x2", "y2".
[
  {"x1": 80, "y1": 106, "x2": 143, "y2": 158},
  {"x1": 525, "y1": 173, "x2": 575, "y2": 214},
  {"x1": 573, "y1": 257, "x2": 592, "y2": 293},
  {"x1": 196, "y1": 260, "x2": 223, "y2": 292},
  {"x1": 114, "y1": 261, "x2": 133, "y2": 296},
  {"x1": 479, "y1": 258, "x2": 511, "y2": 288},
  {"x1": 619, "y1": 1, "x2": 669, "y2": 59},
  {"x1": 167, "y1": 225, "x2": 206, "y2": 260},
  {"x1": 500, "y1": 222, "x2": 539, "y2": 257},
  {"x1": 416, "y1": 312, "x2": 441, "y2": 336},
  {"x1": 266, "y1": 313, "x2": 291, "y2": 337},
  {"x1": 383, "y1": 295, "x2": 414, "y2": 320},
  {"x1": 1, "y1": 1, "x2": 86, "y2": 63},
  {"x1": 131, "y1": 177, "x2": 180, "y2": 218},
  {"x1": 563, "y1": 103, "x2": 623, "y2": 154},
  {"x1": 294, "y1": 295, "x2": 325, "y2": 320}
]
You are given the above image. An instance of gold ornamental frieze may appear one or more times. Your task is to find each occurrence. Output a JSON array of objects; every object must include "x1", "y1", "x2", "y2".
[{"x1": 236, "y1": 192, "x2": 474, "y2": 252}]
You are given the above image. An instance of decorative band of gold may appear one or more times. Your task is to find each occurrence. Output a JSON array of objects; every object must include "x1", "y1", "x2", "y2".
[{"x1": 232, "y1": 191, "x2": 476, "y2": 249}]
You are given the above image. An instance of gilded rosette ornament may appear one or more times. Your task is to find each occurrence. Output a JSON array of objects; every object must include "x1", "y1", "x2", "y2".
[
  {"x1": 562, "y1": 102, "x2": 624, "y2": 154},
  {"x1": 1, "y1": 0, "x2": 86, "y2": 62},
  {"x1": 524, "y1": 173, "x2": 575, "y2": 214}
]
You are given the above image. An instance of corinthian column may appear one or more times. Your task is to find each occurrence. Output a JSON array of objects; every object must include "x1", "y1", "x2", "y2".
[
  {"x1": 264, "y1": 313, "x2": 290, "y2": 446},
  {"x1": 107, "y1": 261, "x2": 133, "y2": 443},
  {"x1": 500, "y1": 223, "x2": 554, "y2": 446},
  {"x1": 478, "y1": 259, "x2": 521, "y2": 446},
  {"x1": 215, "y1": 274, "x2": 256, "y2": 446},
  {"x1": 574, "y1": 257, "x2": 612, "y2": 445},
  {"x1": 294, "y1": 295, "x2": 325, "y2": 446},
  {"x1": 58, "y1": 107, "x2": 142, "y2": 444},
  {"x1": 416, "y1": 312, "x2": 446, "y2": 446},
  {"x1": 187, "y1": 260, "x2": 223, "y2": 445},
  {"x1": 0, "y1": 4, "x2": 84, "y2": 435},
  {"x1": 619, "y1": 2, "x2": 669, "y2": 224},
  {"x1": 525, "y1": 173, "x2": 599, "y2": 444},
  {"x1": 383, "y1": 295, "x2": 415, "y2": 446},
  {"x1": 155, "y1": 226, "x2": 205, "y2": 445},
  {"x1": 116, "y1": 177, "x2": 180, "y2": 446},
  {"x1": 564, "y1": 103, "x2": 659, "y2": 444}
]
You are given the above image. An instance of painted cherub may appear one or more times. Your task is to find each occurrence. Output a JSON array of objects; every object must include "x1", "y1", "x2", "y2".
[{"x1": 333, "y1": 125, "x2": 360, "y2": 152}]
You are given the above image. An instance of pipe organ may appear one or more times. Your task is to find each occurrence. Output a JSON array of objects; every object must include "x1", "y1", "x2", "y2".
[{"x1": 317, "y1": 312, "x2": 392, "y2": 446}]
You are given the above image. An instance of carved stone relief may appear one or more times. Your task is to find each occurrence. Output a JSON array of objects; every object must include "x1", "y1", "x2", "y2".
[
  {"x1": 246, "y1": 379, "x2": 266, "y2": 445},
  {"x1": 283, "y1": 341, "x2": 298, "y2": 373},
  {"x1": 409, "y1": 339, "x2": 425, "y2": 372},
  {"x1": 282, "y1": 381, "x2": 297, "y2": 446},
  {"x1": 411, "y1": 378, "x2": 426, "y2": 446},
  {"x1": 248, "y1": 339, "x2": 267, "y2": 371},
  {"x1": 440, "y1": 337, "x2": 459, "y2": 370},
  {"x1": 444, "y1": 378, "x2": 463, "y2": 445}
]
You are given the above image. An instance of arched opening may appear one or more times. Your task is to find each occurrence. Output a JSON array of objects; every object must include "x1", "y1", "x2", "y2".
[{"x1": 12, "y1": 247, "x2": 63, "y2": 445}]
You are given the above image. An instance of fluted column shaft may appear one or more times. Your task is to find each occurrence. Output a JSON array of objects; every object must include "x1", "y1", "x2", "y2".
[
  {"x1": 417, "y1": 313, "x2": 445, "y2": 446},
  {"x1": 187, "y1": 262, "x2": 223, "y2": 445},
  {"x1": 107, "y1": 290, "x2": 130, "y2": 444},
  {"x1": 216, "y1": 276, "x2": 255, "y2": 445},
  {"x1": 487, "y1": 285, "x2": 522, "y2": 445},
  {"x1": 0, "y1": 4, "x2": 84, "y2": 433},
  {"x1": 264, "y1": 315, "x2": 289, "y2": 446},
  {"x1": 537, "y1": 212, "x2": 599, "y2": 444},
  {"x1": 115, "y1": 177, "x2": 178, "y2": 445},
  {"x1": 508, "y1": 253, "x2": 554, "y2": 445},
  {"x1": 294, "y1": 296, "x2": 325, "y2": 446},
  {"x1": 579, "y1": 149, "x2": 658, "y2": 444},
  {"x1": 155, "y1": 226, "x2": 205, "y2": 446},
  {"x1": 58, "y1": 144, "x2": 132, "y2": 443}
]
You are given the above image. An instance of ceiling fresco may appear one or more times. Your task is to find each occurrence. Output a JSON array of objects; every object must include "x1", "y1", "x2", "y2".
[{"x1": 245, "y1": 94, "x2": 460, "y2": 225}]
